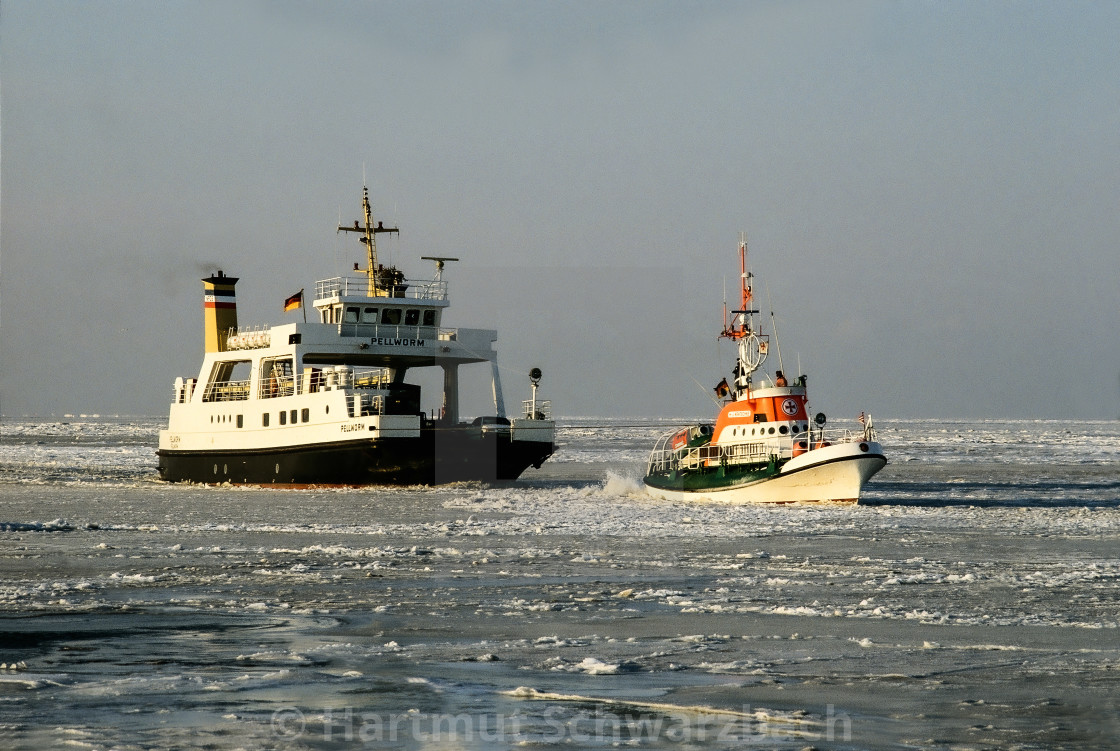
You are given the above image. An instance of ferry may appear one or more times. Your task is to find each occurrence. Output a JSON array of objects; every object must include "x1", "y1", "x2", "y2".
[
  {"x1": 643, "y1": 236, "x2": 885, "y2": 504},
  {"x1": 157, "y1": 187, "x2": 555, "y2": 485}
]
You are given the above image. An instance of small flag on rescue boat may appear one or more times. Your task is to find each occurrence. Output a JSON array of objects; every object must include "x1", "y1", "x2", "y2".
[
  {"x1": 858, "y1": 411, "x2": 866, "y2": 425},
  {"x1": 714, "y1": 378, "x2": 730, "y2": 398},
  {"x1": 283, "y1": 290, "x2": 304, "y2": 312}
]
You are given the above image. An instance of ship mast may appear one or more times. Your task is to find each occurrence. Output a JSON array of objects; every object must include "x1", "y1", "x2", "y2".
[
  {"x1": 719, "y1": 233, "x2": 767, "y2": 394},
  {"x1": 337, "y1": 185, "x2": 400, "y2": 297}
]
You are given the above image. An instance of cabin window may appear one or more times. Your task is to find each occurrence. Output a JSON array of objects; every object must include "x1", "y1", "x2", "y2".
[
  {"x1": 279, "y1": 411, "x2": 287, "y2": 426},
  {"x1": 404, "y1": 309, "x2": 420, "y2": 326},
  {"x1": 202, "y1": 360, "x2": 252, "y2": 402},
  {"x1": 344, "y1": 306, "x2": 360, "y2": 323},
  {"x1": 779, "y1": 425, "x2": 788, "y2": 434},
  {"x1": 259, "y1": 357, "x2": 296, "y2": 399},
  {"x1": 423, "y1": 310, "x2": 437, "y2": 326},
  {"x1": 262, "y1": 413, "x2": 270, "y2": 427},
  {"x1": 363, "y1": 307, "x2": 378, "y2": 322},
  {"x1": 381, "y1": 308, "x2": 401, "y2": 325},
  {"x1": 290, "y1": 409, "x2": 298, "y2": 424},
  {"x1": 236, "y1": 415, "x2": 243, "y2": 428},
  {"x1": 301, "y1": 408, "x2": 310, "y2": 423}
]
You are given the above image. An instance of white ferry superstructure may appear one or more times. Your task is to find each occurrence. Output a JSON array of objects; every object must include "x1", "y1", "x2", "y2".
[{"x1": 157, "y1": 187, "x2": 555, "y2": 485}]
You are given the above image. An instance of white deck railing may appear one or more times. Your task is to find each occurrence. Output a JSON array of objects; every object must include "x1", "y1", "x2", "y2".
[
  {"x1": 521, "y1": 400, "x2": 551, "y2": 420},
  {"x1": 315, "y1": 276, "x2": 447, "y2": 301},
  {"x1": 334, "y1": 323, "x2": 443, "y2": 341},
  {"x1": 646, "y1": 427, "x2": 861, "y2": 476}
]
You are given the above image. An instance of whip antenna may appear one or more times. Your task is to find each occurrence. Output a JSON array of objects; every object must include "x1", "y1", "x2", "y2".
[{"x1": 767, "y1": 284, "x2": 785, "y2": 374}]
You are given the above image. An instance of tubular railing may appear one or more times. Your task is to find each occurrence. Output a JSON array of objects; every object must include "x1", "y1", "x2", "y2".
[
  {"x1": 646, "y1": 427, "x2": 861, "y2": 476},
  {"x1": 315, "y1": 276, "x2": 448, "y2": 301},
  {"x1": 202, "y1": 379, "x2": 252, "y2": 403},
  {"x1": 348, "y1": 393, "x2": 385, "y2": 418},
  {"x1": 521, "y1": 400, "x2": 551, "y2": 420},
  {"x1": 335, "y1": 323, "x2": 441, "y2": 341}
]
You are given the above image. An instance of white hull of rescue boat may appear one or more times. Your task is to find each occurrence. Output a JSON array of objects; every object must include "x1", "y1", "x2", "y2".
[{"x1": 644, "y1": 440, "x2": 887, "y2": 505}]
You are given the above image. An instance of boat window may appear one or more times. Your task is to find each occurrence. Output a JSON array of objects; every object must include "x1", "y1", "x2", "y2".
[
  {"x1": 332, "y1": 306, "x2": 342, "y2": 324},
  {"x1": 381, "y1": 308, "x2": 401, "y2": 325},
  {"x1": 259, "y1": 357, "x2": 296, "y2": 399},
  {"x1": 290, "y1": 409, "x2": 298, "y2": 424},
  {"x1": 301, "y1": 408, "x2": 309, "y2": 423},
  {"x1": 279, "y1": 411, "x2": 287, "y2": 426},
  {"x1": 423, "y1": 310, "x2": 437, "y2": 326},
  {"x1": 344, "y1": 306, "x2": 360, "y2": 323},
  {"x1": 779, "y1": 425, "x2": 788, "y2": 434},
  {"x1": 404, "y1": 309, "x2": 420, "y2": 326},
  {"x1": 262, "y1": 413, "x2": 270, "y2": 427},
  {"x1": 363, "y1": 307, "x2": 378, "y2": 322},
  {"x1": 319, "y1": 308, "x2": 330, "y2": 323},
  {"x1": 202, "y1": 360, "x2": 252, "y2": 402},
  {"x1": 236, "y1": 415, "x2": 243, "y2": 428}
]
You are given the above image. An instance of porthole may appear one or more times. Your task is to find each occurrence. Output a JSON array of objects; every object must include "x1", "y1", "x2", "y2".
[
  {"x1": 275, "y1": 463, "x2": 280, "y2": 473},
  {"x1": 213, "y1": 464, "x2": 218, "y2": 475},
  {"x1": 768, "y1": 427, "x2": 775, "y2": 435},
  {"x1": 779, "y1": 425, "x2": 788, "y2": 434},
  {"x1": 223, "y1": 464, "x2": 228, "y2": 474}
]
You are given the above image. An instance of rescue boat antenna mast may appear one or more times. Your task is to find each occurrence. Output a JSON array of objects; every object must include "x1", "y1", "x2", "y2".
[
  {"x1": 720, "y1": 233, "x2": 767, "y2": 393},
  {"x1": 337, "y1": 185, "x2": 399, "y2": 297},
  {"x1": 720, "y1": 233, "x2": 755, "y2": 340},
  {"x1": 767, "y1": 285, "x2": 785, "y2": 374}
]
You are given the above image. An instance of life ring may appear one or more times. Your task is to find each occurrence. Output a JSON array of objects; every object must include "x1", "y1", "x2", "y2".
[{"x1": 792, "y1": 439, "x2": 808, "y2": 457}]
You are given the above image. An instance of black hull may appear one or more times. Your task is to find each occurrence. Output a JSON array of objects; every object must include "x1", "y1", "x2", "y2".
[{"x1": 157, "y1": 429, "x2": 553, "y2": 485}]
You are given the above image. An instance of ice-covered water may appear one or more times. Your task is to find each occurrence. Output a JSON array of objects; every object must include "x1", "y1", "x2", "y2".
[{"x1": 1, "y1": 417, "x2": 1118, "y2": 749}]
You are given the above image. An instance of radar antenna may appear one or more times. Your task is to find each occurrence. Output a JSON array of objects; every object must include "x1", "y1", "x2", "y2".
[{"x1": 421, "y1": 256, "x2": 459, "y2": 282}]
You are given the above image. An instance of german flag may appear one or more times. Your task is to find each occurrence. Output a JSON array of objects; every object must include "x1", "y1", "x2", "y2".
[{"x1": 283, "y1": 289, "x2": 303, "y2": 312}]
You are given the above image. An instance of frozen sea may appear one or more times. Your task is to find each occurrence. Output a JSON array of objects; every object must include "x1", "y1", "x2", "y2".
[{"x1": 1, "y1": 417, "x2": 1119, "y2": 750}]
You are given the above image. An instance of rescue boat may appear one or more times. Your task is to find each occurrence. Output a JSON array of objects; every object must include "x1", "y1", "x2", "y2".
[
  {"x1": 156, "y1": 185, "x2": 555, "y2": 485},
  {"x1": 643, "y1": 236, "x2": 885, "y2": 504}
]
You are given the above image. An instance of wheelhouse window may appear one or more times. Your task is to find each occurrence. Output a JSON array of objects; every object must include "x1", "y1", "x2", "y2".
[
  {"x1": 423, "y1": 310, "x2": 437, "y2": 326},
  {"x1": 404, "y1": 309, "x2": 420, "y2": 326},
  {"x1": 381, "y1": 308, "x2": 402, "y2": 325},
  {"x1": 343, "y1": 306, "x2": 360, "y2": 323},
  {"x1": 363, "y1": 307, "x2": 378, "y2": 322},
  {"x1": 202, "y1": 360, "x2": 252, "y2": 402},
  {"x1": 260, "y1": 357, "x2": 296, "y2": 399}
]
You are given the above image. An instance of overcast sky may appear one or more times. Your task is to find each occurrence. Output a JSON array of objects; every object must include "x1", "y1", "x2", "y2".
[{"x1": 2, "y1": 1, "x2": 1118, "y2": 421}]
